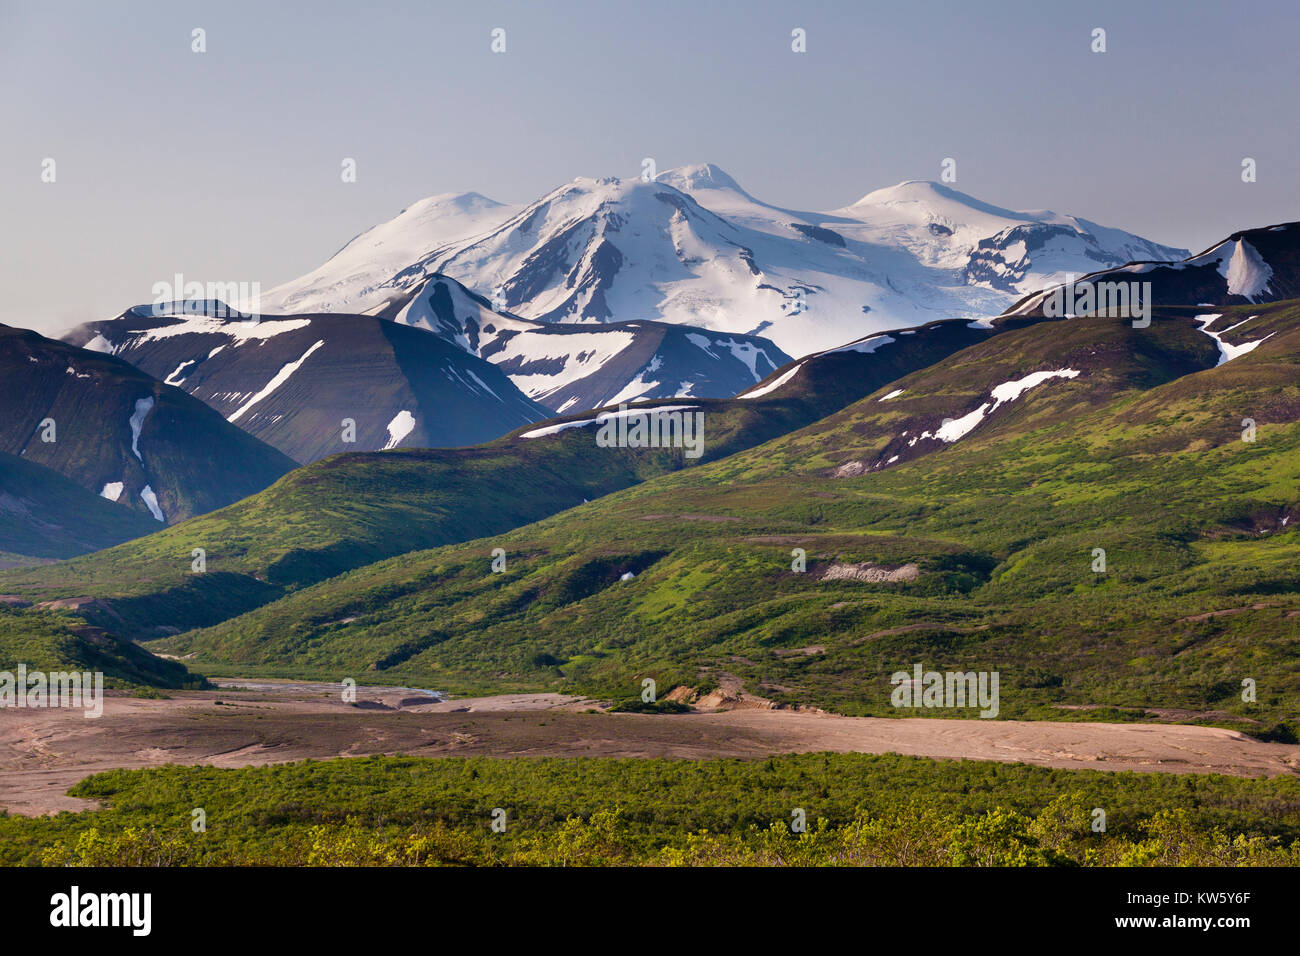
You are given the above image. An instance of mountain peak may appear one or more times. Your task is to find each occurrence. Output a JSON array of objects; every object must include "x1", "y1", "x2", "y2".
[
  {"x1": 559, "y1": 164, "x2": 745, "y2": 196},
  {"x1": 853, "y1": 179, "x2": 976, "y2": 207},
  {"x1": 265, "y1": 167, "x2": 1193, "y2": 356},
  {"x1": 658, "y1": 163, "x2": 745, "y2": 194},
  {"x1": 847, "y1": 180, "x2": 1053, "y2": 225},
  {"x1": 398, "y1": 191, "x2": 506, "y2": 217}
]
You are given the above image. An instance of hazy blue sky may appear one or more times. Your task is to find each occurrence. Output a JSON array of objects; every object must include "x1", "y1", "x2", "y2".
[{"x1": 3, "y1": 0, "x2": 1296, "y2": 334}]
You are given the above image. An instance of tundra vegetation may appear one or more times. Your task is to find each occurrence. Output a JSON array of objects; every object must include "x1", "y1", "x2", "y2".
[{"x1": 5, "y1": 754, "x2": 1300, "y2": 867}]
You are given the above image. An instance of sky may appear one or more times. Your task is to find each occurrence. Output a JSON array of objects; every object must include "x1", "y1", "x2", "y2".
[{"x1": 2, "y1": 0, "x2": 1297, "y2": 335}]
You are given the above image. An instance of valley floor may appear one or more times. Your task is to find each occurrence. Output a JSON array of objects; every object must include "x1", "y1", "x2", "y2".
[{"x1": 2, "y1": 680, "x2": 1296, "y2": 817}]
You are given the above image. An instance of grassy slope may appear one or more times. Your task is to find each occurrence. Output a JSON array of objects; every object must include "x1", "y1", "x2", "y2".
[
  {"x1": 159, "y1": 304, "x2": 1299, "y2": 729},
  {"x1": 0, "y1": 605, "x2": 204, "y2": 689},
  {"x1": 0, "y1": 318, "x2": 985, "y2": 637}
]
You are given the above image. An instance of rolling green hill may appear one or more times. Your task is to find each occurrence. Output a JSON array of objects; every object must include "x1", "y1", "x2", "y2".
[
  {"x1": 0, "y1": 318, "x2": 989, "y2": 637},
  {"x1": 0, "y1": 605, "x2": 204, "y2": 689},
  {"x1": 155, "y1": 302, "x2": 1299, "y2": 729}
]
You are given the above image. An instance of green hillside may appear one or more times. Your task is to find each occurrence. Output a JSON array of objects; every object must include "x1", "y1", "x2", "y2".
[
  {"x1": 0, "y1": 605, "x2": 204, "y2": 689},
  {"x1": 157, "y1": 303, "x2": 1300, "y2": 729},
  {"x1": 0, "y1": 319, "x2": 985, "y2": 637}
]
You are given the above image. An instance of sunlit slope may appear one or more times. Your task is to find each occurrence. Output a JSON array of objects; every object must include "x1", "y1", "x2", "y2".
[
  {"x1": 160, "y1": 304, "x2": 1299, "y2": 727},
  {"x1": 0, "y1": 322, "x2": 975, "y2": 636},
  {"x1": 0, "y1": 605, "x2": 203, "y2": 689}
]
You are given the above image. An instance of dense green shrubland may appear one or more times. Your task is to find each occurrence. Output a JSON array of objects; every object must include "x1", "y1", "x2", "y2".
[{"x1": 6, "y1": 753, "x2": 1300, "y2": 867}]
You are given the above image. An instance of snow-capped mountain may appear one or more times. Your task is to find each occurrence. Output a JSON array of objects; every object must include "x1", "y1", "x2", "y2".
[
  {"x1": 266, "y1": 191, "x2": 521, "y2": 315},
  {"x1": 740, "y1": 220, "x2": 1300, "y2": 411},
  {"x1": 1008, "y1": 223, "x2": 1298, "y2": 318},
  {"x1": 370, "y1": 274, "x2": 790, "y2": 413},
  {"x1": 259, "y1": 163, "x2": 1189, "y2": 356},
  {"x1": 0, "y1": 323, "x2": 294, "y2": 524},
  {"x1": 65, "y1": 303, "x2": 549, "y2": 463}
]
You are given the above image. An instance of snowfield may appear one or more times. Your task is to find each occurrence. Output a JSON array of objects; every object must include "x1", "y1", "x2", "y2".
[{"x1": 258, "y1": 164, "x2": 1187, "y2": 358}]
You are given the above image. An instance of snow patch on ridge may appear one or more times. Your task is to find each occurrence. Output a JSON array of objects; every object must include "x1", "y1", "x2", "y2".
[
  {"x1": 165, "y1": 360, "x2": 198, "y2": 385},
  {"x1": 519, "y1": 405, "x2": 699, "y2": 439},
  {"x1": 1220, "y1": 240, "x2": 1273, "y2": 300},
  {"x1": 605, "y1": 369, "x2": 665, "y2": 406},
  {"x1": 99, "y1": 482, "x2": 124, "y2": 502},
  {"x1": 831, "y1": 334, "x2": 896, "y2": 355},
  {"x1": 685, "y1": 335, "x2": 777, "y2": 381},
  {"x1": 493, "y1": 330, "x2": 637, "y2": 400},
  {"x1": 463, "y1": 370, "x2": 500, "y2": 401},
  {"x1": 929, "y1": 405, "x2": 990, "y2": 443},
  {"x1": 383, "y1": 410, "x2": 416, "y2": 450},
  {"x1": 129, "y1": 314, "x2": 313, "y2": 346},
  {"x1": 739, "y1": 363, "x2": 801, "y2": 399},
  {"x1": 989, "y1": 369, "x2": 1081, "y2": 407}
]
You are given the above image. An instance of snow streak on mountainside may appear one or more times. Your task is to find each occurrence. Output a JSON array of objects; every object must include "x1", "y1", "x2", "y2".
[
  {"x1": 260, "y1": 164, "x2": 1189, "y2": 356},
  {"x1": 0, "y1": 323, "x2": 294, "y2": 524},
  {"x1": 370, "y1": 275, "x2": 790, "y2": 413},
  {"x1": 65, "y1": 303, "x2": 548, "y2": 463}
]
